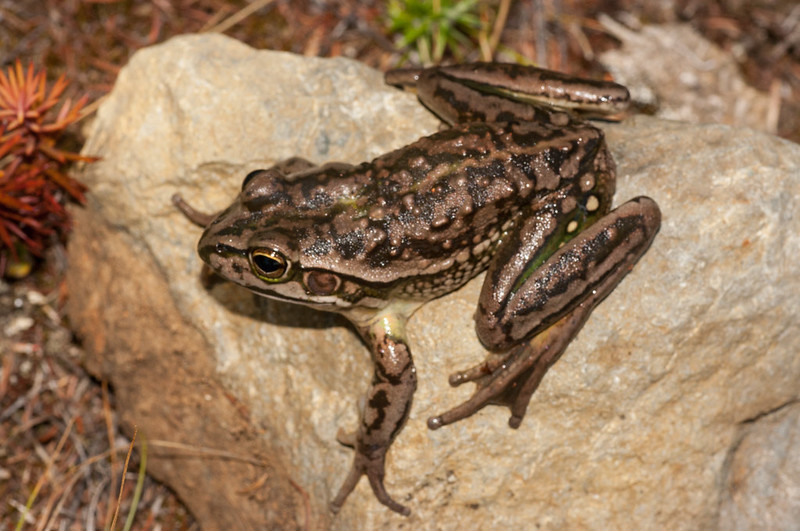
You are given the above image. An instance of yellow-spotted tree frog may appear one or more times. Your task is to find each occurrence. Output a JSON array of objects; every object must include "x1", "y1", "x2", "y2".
[{"x1": 173, "y1": 62, "x2": 661, "y2": 516}]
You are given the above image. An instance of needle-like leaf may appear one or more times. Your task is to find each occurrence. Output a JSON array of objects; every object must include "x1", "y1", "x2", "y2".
[{"x1": 0, "y1": 61, "x2": 95, "y2": 272}]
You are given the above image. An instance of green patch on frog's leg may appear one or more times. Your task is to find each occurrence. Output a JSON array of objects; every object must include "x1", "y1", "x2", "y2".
[
  {"x1": 387, "y1": 63, "x2": 631, "y2": 125},
  {"x1": 472, "y1": 195, "x2": 601, "y2": 353},
  {"x1": 476, "y1": 197, "x2": 660, "y2": 352},
  {"x1": 331, "y1": 315, "x2": 416, "y2": 516}
]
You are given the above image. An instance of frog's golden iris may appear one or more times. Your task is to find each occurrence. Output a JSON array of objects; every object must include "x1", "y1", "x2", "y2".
[{"x1": 249, "y1": 248, "x2": 287, "y2": 279}]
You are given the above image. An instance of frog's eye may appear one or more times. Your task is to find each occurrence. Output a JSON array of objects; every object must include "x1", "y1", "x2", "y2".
[
  {"x1": 242, "y1": 169, "x2": 266, "y2": 191},
  {"x1": 249, "y1": 249, "x2": 289, "y2": 280}
]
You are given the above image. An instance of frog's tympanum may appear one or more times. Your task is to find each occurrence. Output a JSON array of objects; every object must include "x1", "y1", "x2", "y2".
[{"x1": 174, "y1": 63, "x2": 661, "y2": 516}]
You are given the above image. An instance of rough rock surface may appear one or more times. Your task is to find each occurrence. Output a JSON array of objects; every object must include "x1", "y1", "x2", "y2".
[
  {"x1": 67, "y1": 33, "x2": 800, "y2": 529},
  {"x1": 600, "y1": 22, "x2": 774, "y2": 133},
  {"x1": 719, "y1": 403, "x2": 800, "y2": 529}
]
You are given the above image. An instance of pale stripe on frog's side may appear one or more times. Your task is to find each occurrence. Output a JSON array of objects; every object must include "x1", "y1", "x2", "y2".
[{"x1": 173, "y1": 62, "x2": 661, "y2": 516}]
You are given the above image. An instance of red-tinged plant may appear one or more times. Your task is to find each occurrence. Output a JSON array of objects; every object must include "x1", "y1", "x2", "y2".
[{"x1": 0, "y1": 60, "x2": 97, "y2": 277}]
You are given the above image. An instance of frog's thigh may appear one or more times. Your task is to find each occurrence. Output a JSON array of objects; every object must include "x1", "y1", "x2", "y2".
[
  {"x1": 475, "y1": 196, "x2": 661, "y2": 352},
  {"x1": 429, "y1": 197, "x2": 659, "y2": 429}
]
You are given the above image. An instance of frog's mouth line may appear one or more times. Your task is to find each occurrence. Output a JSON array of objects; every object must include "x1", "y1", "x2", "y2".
[{"x1": 246, "y1": 282, "x2": 355, "y2": 310}]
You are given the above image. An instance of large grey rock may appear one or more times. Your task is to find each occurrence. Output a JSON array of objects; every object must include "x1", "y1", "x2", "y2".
[{"x1": 68, "y1": 33, "x2": 800, "y2": 528}]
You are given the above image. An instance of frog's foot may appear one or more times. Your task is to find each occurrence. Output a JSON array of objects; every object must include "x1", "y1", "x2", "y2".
[
  {"x1": 330, "y1": 442, "x2": 410, "y2": 516},
  {"x1": 428, "y1": 306, "x2": 589, "y2": 431},
  {"x1": 427, "y1": 343, "x2": 543, "y2": 430},
  {"x1": 171, "y1": 194, "x2": 218, "y2": 227}
]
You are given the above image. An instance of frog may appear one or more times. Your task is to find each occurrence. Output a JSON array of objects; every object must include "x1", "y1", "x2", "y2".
[{"x1": 172, "y1": 62, "x2": 661, "y2": 516}]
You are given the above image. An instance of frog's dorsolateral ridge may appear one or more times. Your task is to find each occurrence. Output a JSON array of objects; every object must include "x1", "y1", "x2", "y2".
[{"x1": 174, "y1": 62, "x2": 661, "y2": 516}]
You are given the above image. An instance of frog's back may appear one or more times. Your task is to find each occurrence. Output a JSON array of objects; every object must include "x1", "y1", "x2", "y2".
[{"x1": 273, "y1": 118, "x2": 611, "y2": 299}]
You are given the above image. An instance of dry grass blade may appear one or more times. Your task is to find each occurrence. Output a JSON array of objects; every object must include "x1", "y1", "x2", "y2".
[
  {"x1": 101, "y1": 379, "x2": 117, "y2": 527},
  {"x1": 15, "y1": 417, "x2": 75, "y2": 530},
  {"x1": 204, "y1": 0, "x2": 275, "y2": 34},
  {"x1": 123, "y1": 435, "x2": 148, "y2": 531},
  {"x1": 110, "y1": 426, "x2": 138, "y2": 530},
  {"x1": 288, "y1": 478, "x2": 311, "y2": 531},
  {"x1": 147, "y1": 439, "x2": 268, "y2": 467},
  {"x1": 489, "y1": 0, "x2": 511, "y2": 54},
  {"x1": 38, "y1": 463, "x2": 83, "y2": 531}
]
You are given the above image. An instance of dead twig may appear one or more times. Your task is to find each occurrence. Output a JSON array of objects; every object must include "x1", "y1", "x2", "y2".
[
  {"x1": 109, "y1": 425, "x2": 137, "y2": 530},
  {"x1": 204, "y1": 0, "x2": 275, "y2": 34}
]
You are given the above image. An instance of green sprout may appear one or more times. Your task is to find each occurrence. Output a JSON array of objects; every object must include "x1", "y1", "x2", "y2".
[{"x1": 387, "y1": 0, "x2": 483, "y2": 64}]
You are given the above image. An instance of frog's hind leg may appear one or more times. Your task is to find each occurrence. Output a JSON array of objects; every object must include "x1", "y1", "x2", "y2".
[{"x1": 429, "y1": 196, "x2": 661, "y2": 430}]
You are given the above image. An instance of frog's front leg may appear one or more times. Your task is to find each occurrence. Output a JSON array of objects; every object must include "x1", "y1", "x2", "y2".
[
  {"x1": 330, "y1": 312, "x2": 417, "y2": 516},
  {"x1": 429, "y1": 197, "x2": 661, "y2": 430},
  {"x1": 172, "y1": 194, "x2": 217, "y2": 227}
]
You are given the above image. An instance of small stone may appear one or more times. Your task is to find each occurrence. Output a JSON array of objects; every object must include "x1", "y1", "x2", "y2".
[
  {"x1": 26, "y1": 290, "x2": 47, "y2": 305},
  {"x1": 4, "y1": 316, "x2": 34, "y2": 337}
]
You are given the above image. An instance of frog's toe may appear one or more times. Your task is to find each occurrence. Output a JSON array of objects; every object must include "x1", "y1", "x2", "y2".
[
  {"x1": 335, "y1": 428, "x2": 357, "y2": 448},
  {"x1": 367, "y1": 469, "x2": 411, "y2": 516},
  {"x1": 330, "y1": 462, "x2": 362, "y2": 513},
  {"x1": 446, "y1": 351, "x2": 512, "y2": 386},
  {"x1": 331, "y1": 452, "x2": 410, "y2": 516},
  {"x1": 427, "y1": 377, "x2": 514, "y2": 430}
]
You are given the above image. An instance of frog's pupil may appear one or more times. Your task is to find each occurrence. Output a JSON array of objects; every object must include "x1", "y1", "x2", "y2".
[{"x1": 253, "y1": 253, "x2": 283, "y2": 276}]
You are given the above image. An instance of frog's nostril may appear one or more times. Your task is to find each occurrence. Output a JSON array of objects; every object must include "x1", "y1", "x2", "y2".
[{"x1": 197, "y1": 239, "x2": 246, "y2": 266}]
